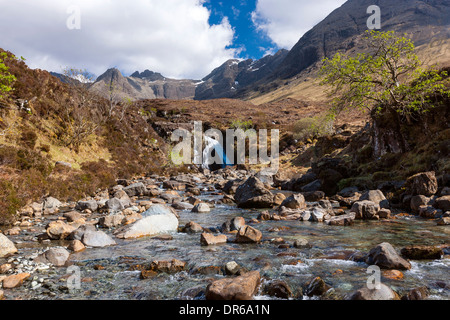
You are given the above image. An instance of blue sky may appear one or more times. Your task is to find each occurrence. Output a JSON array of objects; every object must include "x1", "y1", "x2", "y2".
[
  {"x1": 203, "y1": 0, "x2": 275, "y2": 59},
  {"x1": 0, "y1": 0, "x2": 347, "y2": 79}
]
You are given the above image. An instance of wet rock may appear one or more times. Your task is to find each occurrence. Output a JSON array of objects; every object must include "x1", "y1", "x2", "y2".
[
  {"x1": 258, "y1": 211, "x2": 271, "y2": 221},
  {"x1": 184, "y1": 221, "x2": 204, "y2": 234},
  {"x1": 114, "y1": 204, "x2": 179, "y2": 239},
  {"x1": 235, "y1": 226, "x2": 262, "y2": 244},
  {"x1": 437, "y1": 217, "x2": 450, "y2": 225},
  {"x1": 200, "y1": 233, "x2": 228, "y2": 246},
  {"x1": 400, "y1": 246, "x2": 443, "y2": 260},
  {"x1": 2, "y1": 273, "x2": 30, "y2": 289},
  {"x1": 382, "y1": 270, "x2": 404, "y2": 280},
  {"x1": 304, "y1": 277, "x2": 331, "y2": 297},
  {"x1": 234, "y1": 177, "x2": 274, "y2": 209},
  {"x1": 377, "y1": 209, "x2": 391, "y2": 219},
  {"x1": 150, "y1": 259, "x2": 186, "y2": 274},
  {"x1": 349, "y1": 283, "x2": 400, "y2": 300},
  {"x1": 172, "y1": 202, "x2": 194, "y2": 210},
  {"x1": 351, "y1": 200, "x2": 380, "y2": 220},
  {"x1": 0, "y1": 234, "x2": 18, "y2": 258},
  {"x1": 264, "y1": 280, "x2": 293, "y2": 299},
  {"x1": 365, "y1": 242, "x2": 411, "y2": 270},
  {"x1": 410, "y1": 195, "x2": 431, "y2": 214},
  {"x1": 359, "y1": 190, "x2": 389, "y2": 209},
  {"x1": 434, "y1": 196, "x2": 450, "y2": 212},
  {"x1": 5, "y1": 227, "x2": 21, "y2": 236},
  {"x1": 221, "y1": 217, "x2": 246, "y2": 233},
  {"x1": 46, "y1": 221, "x2": 77, "y2": 240},
  {"x1": 224, "y1": 261, "x2": 241, "y2": 276},
  {"x1": 163, "y1": 180, "x2": 186, "y2": 191},
  {"x1": 192, "y1": 203, "x2": 211, "y2": 213},
  {"x1": 82, "y1": 230, "x2": 116, "y2": 247},
  {"x1": 68, "y1": 224, "x2": 97, "y2": 241},
  {"x1": 123, "y1": 182, "x2": 147, "y2": 197},
  {"x1": 76, "y1": 200, "x2": 98, "y2": 212},
  {"x1": 300, "y1": 210, "x2": 311, "y2": 221},
  {"x1": 405, "y1": 171, "x2": 438, "y2": 197},
  {"x1": 293, "y1": 238, "x2": 309, "y2": 248},
  {"x1": 35, "y1": 248, "x2": 70, "y2": 267},
  {"x1": 100, "y1": 214, "x2": 125, "y2": 228},
  {"x1": 205, "y1": 271, "x2": 261, "y2": 300},
  {"x1": 401, "y1": 287, "x2": 429, "y2": 300},
  {"x1": 310, "y1": 208, "x2": 327, "y2": 222},
  {"x1": 68, "y1": 240, "x2": 85, "y2": 252},
  {"x1": 419, "y1": 205, "x2": 442, "y2": 219},
  {"x1": 326, "y1": 212, "x2": 356, "y2": 226},
  {"x1": 280, "y1": 194, "x2": 306, "y2": 210}
]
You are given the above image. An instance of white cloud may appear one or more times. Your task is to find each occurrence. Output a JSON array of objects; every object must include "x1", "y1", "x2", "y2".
[
  {"x1": 252, "y1": 0, "x2": 347, "y2": 49},
  {"x1": 0, "y1": 0, "x2": 238, "y2": 79}
]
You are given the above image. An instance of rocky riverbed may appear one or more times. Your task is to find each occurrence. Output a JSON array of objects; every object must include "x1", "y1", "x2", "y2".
[{"x1": 0, "y1": 168, "x2": 449, "y2": 300}]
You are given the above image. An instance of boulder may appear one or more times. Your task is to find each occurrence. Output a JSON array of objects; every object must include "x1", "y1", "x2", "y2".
[
  {"x1": 68, "y1": 224, "x2": 97, "y2": 241},
  {"x1": 303, "y1": 191, "x2": 326, "y2": 202},
  {"x1": 184, "y1": 221, "x2": 204, "y2": 234},
  {"x1": 279, "y1": 194, "x2": 306, "y2": 210},
  {"x1": 205, "y1": 271, "x2": 261, "y2": 300},
  {"x1": 221, "y1": 217, "x2": 246, "y2": 233},
  {"x1": 437, "y1": 217, "x2": 450, "y2": 225},
  {"x1": 0, "y1": 234, "x2": 18, "y2": 258},
  {"x1": 172, "y1": 202, "x2": 194, "y2": 210},
  {"x1": 46, "y1": 221, "x2": 77, "y2": 240},
  {"x1": 401, "y1": 287, "x2": 429, "y2": 300},
  {"x1": 264, "y1": 280, "x2": 293, "y2": 299},
  {"x1": 419, "y1": 205, "x2": 442, "y2": 219},
  {"x1": 410, "y1": 195, "x2": 431, "y2": 214},
  {"x1": 235, "y1": 226, "x2": 262, "y2": 243},
  {"x1": 99, "y1": 214, "x2": 125, "y2": 228},
  {"x1": 349, "y1": 283, "x2": 400, "y2": 300},
  {"x1": 434, "y1": 196, "x2": 450, "y2": 212},
  {"x1": 1, "y1": 273, "x2": 30, "y2": 289},
  {"x1": 310, "y1": 208, "x2": 327, "y2": 222},
  {"x1": 75, "y1": 200, "x2": 98, "y2": 212},
  {"x1": 123, "y1": 182, "x2": 147, "y2": 197},
  {"x1": 326, "y1": 212, "x2": 356, "y2": 226},
  {"x1": 304, "y1": 277, "x2": 331, "y2": 297},
  {"x1": 222, "y1": 179, "x2": 244, "y2": 195},
  {"x1": 192, "y1": 203, "x2": 211, "y2": 213},
  {"x1": 365, "y1": 243, "x2": 411, "y2": 270},
  {"x1": 234, "y1": 177, "x2": 274, "y2": 209},
  {"x1": 200, "y1": 233, "x2": 228, "y2": 246},
  {"x1": 43, "y1": 197, "x2": 62, "y2": 211},
  {"x1": 359, "y1": 190, "x2": 389, "y2": 208},
  {"x1": 114, "y1": 204, "x2": 178, "y2": 239},
  {"x1": 63, "y1": 211, "x2": 84, "y2": 223},
  {"x1": 405, "y1": 171, "x2": 438, "y2": 196},
  {"x1": 68, "y1": 240, "x2": 86, "y2": 252},
  {"x1": 35, "y1": 247, "x2": 70, "y2": 267},
  {"x1": 400, "y1": 246, "x2": 443, "y2": 260},
  {"x1": 350, "y1": 201, "x2": 380, "y2": 220},
  {"x1": 105, "y1": 198, "x2": 125, "y2": 212},
  {"x1": 82, "y1": 230, "x2": 116, "y2": 247}
]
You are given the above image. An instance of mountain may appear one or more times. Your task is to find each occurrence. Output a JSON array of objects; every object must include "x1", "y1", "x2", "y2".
[
  {"x1": 194, "y1": 49, "x2": 288, "y2": 100},
  {"x1": 90, "y1": 68, "x2": 200, "y2": 101},
  {"x1": 241, "y1": 0, "x2": 450, "y2": 102}
]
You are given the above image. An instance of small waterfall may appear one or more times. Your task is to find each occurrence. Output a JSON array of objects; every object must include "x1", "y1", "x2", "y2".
[{"x1": 202, "y1": 136, "x2": 231, "y2": 170}]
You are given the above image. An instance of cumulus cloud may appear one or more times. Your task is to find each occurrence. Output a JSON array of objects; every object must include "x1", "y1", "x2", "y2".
[
  {"x1": 0, "y1": 0, "x2": 238, "y2": 79},
  {"x1": 252, "y1": 0, "x2": 347, "y2": 49}
]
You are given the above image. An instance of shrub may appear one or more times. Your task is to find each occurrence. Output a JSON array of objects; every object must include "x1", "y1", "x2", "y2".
[{"x1": 292, "y1": 115, "x2": 334, "y2": 142}]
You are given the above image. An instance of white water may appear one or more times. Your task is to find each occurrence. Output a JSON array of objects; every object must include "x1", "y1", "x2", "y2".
[{"x1": 202, "y1": 136, "x2": 228, "y2": 170}]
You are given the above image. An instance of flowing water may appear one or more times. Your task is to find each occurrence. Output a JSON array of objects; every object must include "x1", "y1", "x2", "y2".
[{"x1": 5, "y1": 183, "x2": 449, "y2": 301}]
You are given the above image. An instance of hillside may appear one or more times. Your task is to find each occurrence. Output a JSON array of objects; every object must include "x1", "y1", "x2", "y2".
[{"x1": 241, "y1": 0, "x2": 450, "y2": 103}]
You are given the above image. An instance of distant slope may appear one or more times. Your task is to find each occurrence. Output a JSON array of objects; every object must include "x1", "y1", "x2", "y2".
[{"x1": 90, "y1": 68, "x2": 200, "y2": 101}]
